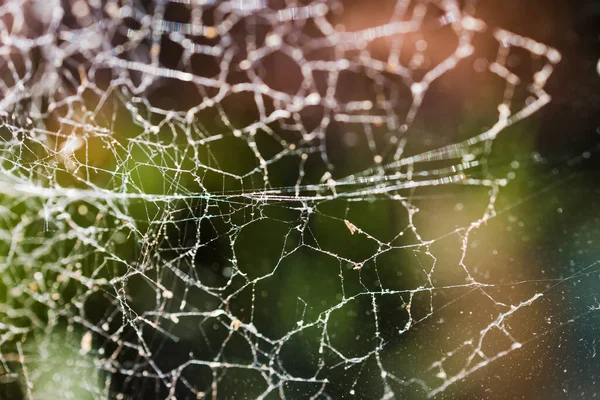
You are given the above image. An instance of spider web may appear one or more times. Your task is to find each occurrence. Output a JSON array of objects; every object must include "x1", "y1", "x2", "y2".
[{"x1": 0, "y1": 0, "x2": 569, "y2": 398}]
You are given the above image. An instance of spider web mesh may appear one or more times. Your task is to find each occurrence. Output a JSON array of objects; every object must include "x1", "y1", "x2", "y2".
[{"x1": 0, "y1": 0, "x2": 568, "y2": 398}]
